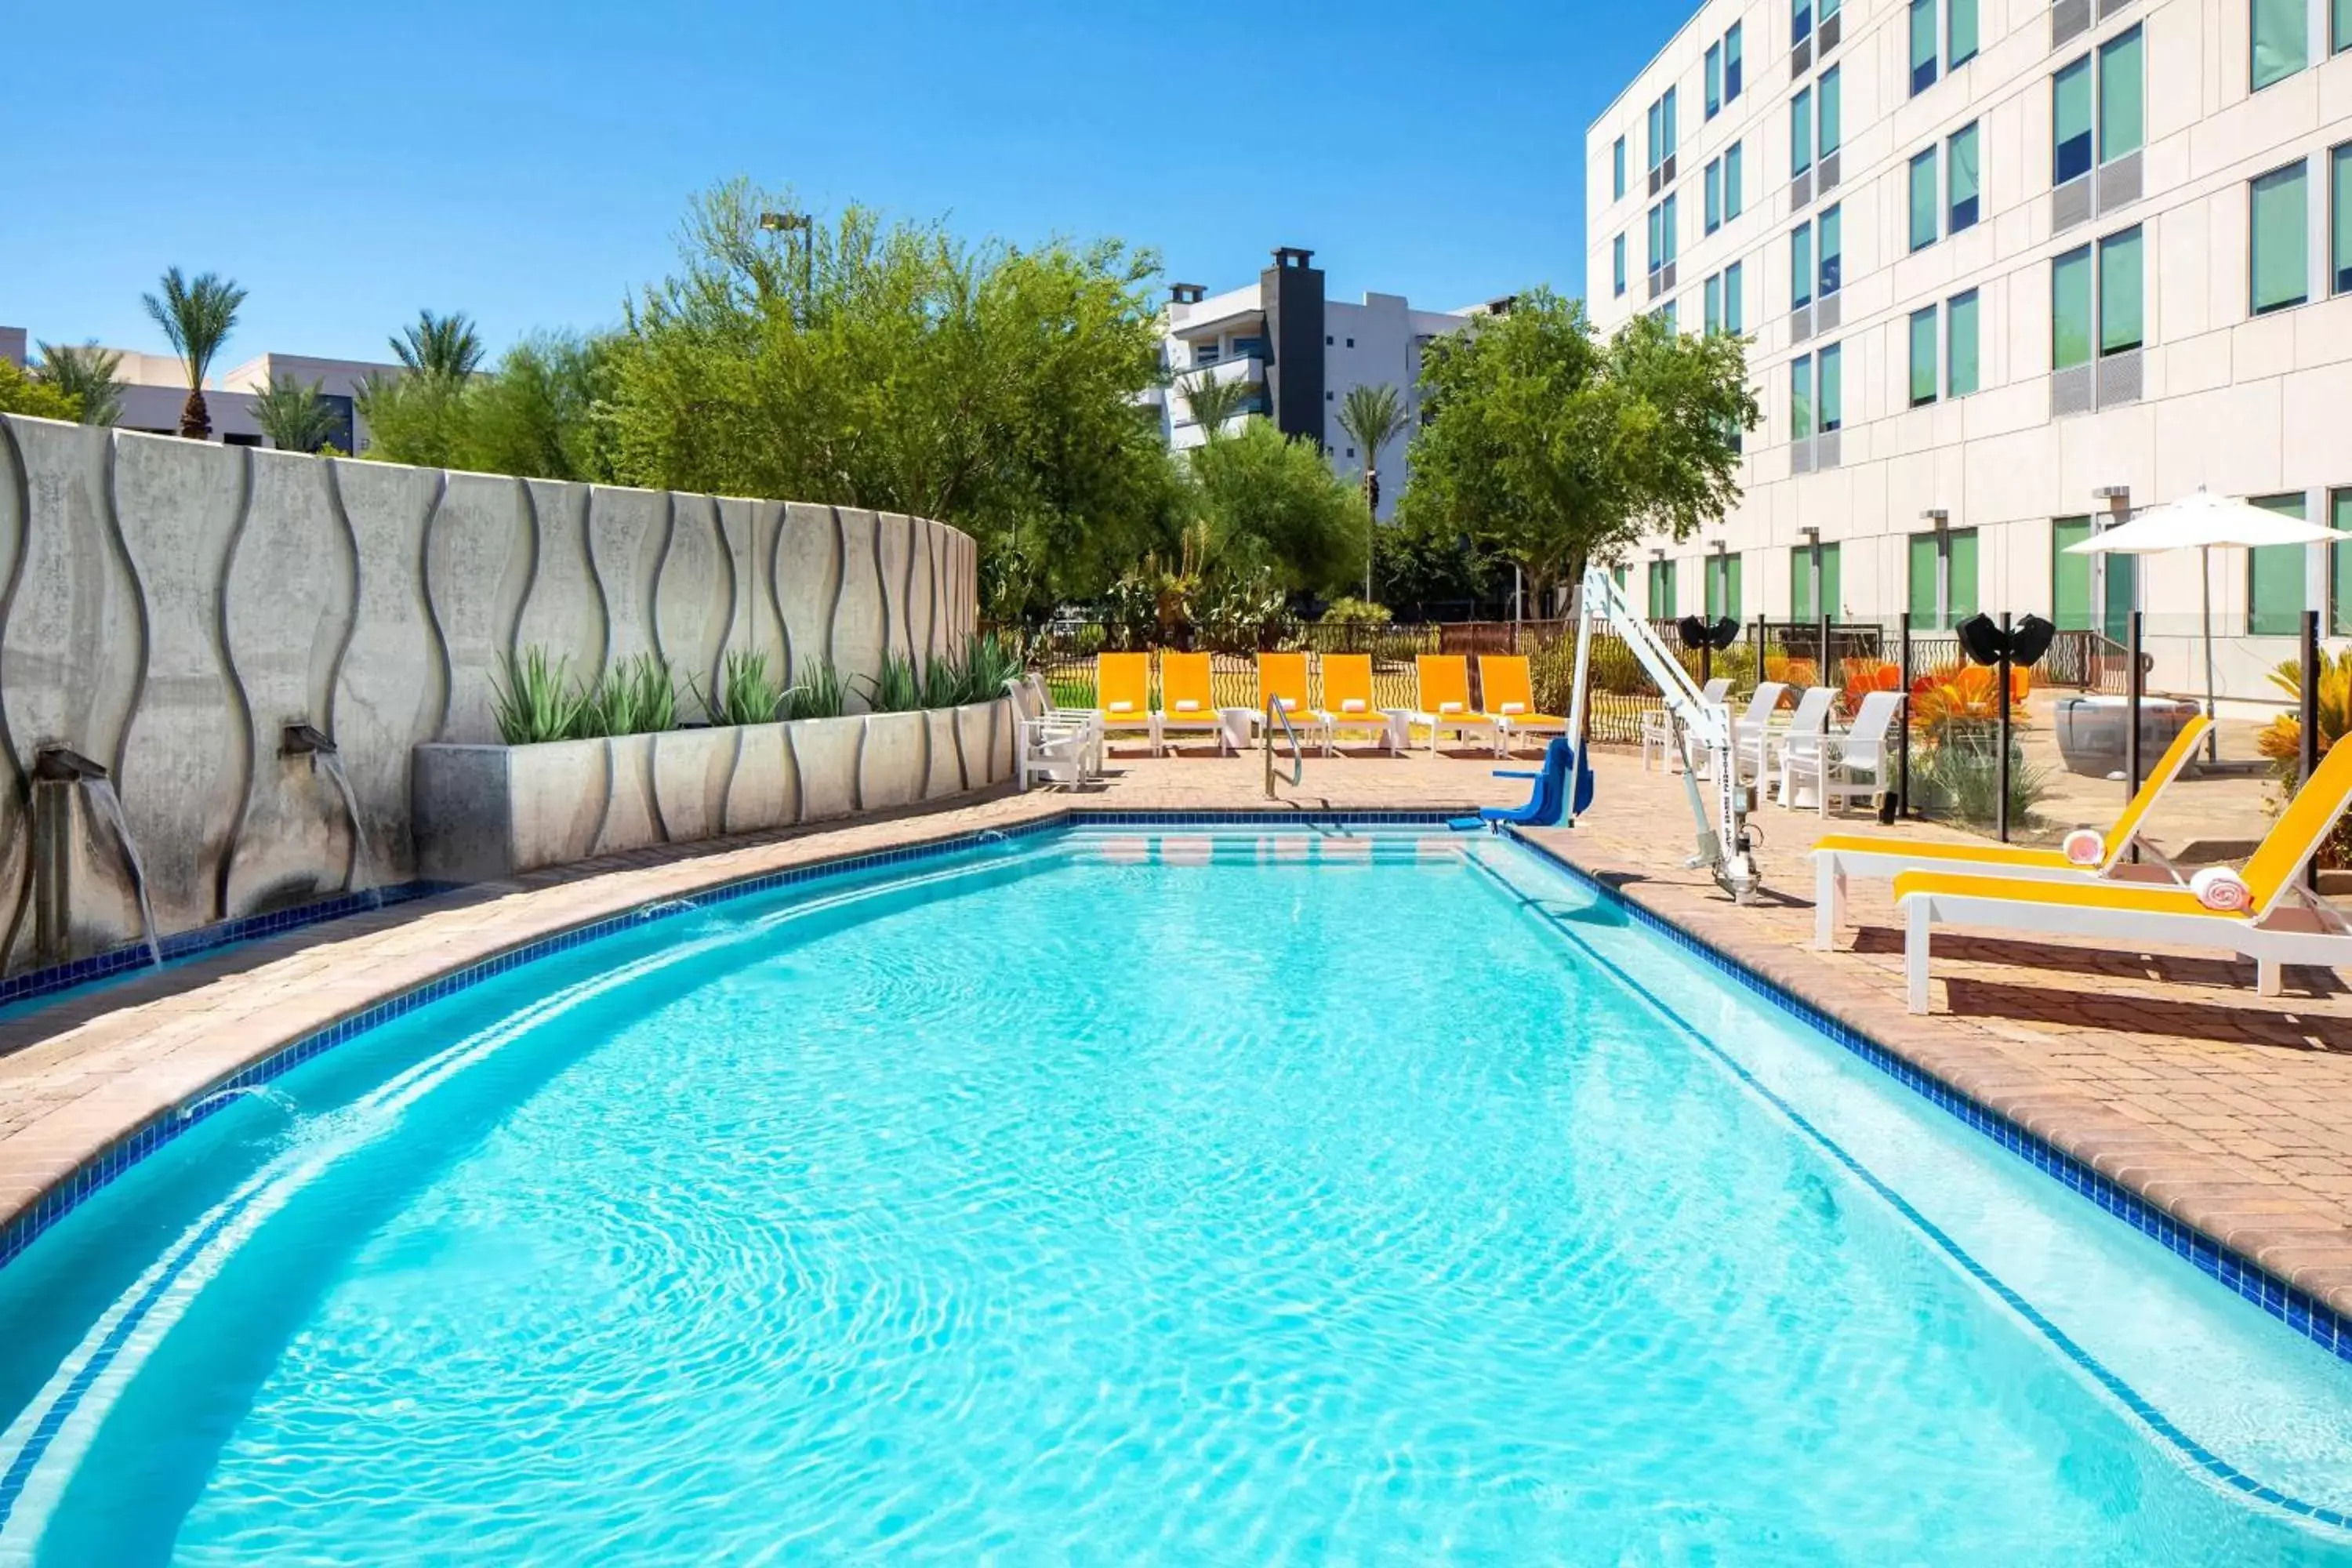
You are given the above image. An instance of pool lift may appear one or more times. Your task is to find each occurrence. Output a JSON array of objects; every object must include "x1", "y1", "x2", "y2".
[{"x1": 1563, "y1": 564, "x2": 1763, "y2": 904}]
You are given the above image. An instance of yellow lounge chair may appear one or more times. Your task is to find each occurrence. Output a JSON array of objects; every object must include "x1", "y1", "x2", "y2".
[
  {"x1": 1318, "y1": 654, "x2": 1404, "y2": 753},
  {"x1": 1476, "y1": 655, "x2": 1569, "y2": 757},
  {"x1": 1153, "y1": 652, "x2": 1222, "y2": 755},
  {"x1": 1895, "y1": 728, "x2": 2352, "y2": 1011},
  {"x1": 1811, "y1": 717, "x2": 2212, "y2": 949},
  {"x1": 1412, "y1": 655, "x2": 1498, "y2": 754},
  {"x1": 1255, "y1": 652, "x2": 1333, "y2": 755},
  {"x1": 1095, "y1": 653, "x2": 1152, "y2": 736}
]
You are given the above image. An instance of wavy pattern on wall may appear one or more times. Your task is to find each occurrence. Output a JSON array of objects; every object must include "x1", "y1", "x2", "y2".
[{"x1": 0, "y1": 417, "x2": 980, "y2": 974}]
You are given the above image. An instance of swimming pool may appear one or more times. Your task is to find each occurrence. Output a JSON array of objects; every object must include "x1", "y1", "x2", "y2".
[{"x1": 1, "y1": 823, "x2": 2348, "y2": 1563}]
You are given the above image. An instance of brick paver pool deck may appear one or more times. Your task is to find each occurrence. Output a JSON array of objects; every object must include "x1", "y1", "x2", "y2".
[{"x1": 3, "y1": 735, "x2": 2349, "y2": 1316}]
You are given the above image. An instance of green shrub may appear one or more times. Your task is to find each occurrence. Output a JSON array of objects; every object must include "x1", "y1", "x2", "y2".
[
  {"x1": 492, "y1": 647, "x2": 593, "y2": 745},
  {"x1": 692, "y1": 650, "x2": 783, "y2": 728},
  {"x1": 782, "y1": 657, "x2": 846, "y2": 720},
  {"x1": 1912, "y1": 724, "x2": 2052, "y2": 829},
  {"x1": 953, "y1": 632, "x2": 1022, "y2": 705},
  {"x1": 862, "y1": 651, "x2": 923, "y2": 713},
  {"x1": 1319, "y1": 597, "x2": 1392, "y2": 629},
  {"x1": 583, "y1": 652, "x2": 677, "y2": 736}
]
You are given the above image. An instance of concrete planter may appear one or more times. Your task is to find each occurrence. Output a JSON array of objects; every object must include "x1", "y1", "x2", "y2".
[{"x1": 412, "y1": 697, "x2": 1014, "y2": 882}]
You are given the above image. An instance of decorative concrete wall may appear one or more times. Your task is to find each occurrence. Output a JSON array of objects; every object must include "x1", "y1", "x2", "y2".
[{"x1": 0, "y1": 415, "x2": 981, "y2": 972}]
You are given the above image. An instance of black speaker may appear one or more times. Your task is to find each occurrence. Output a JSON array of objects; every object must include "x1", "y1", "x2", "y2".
[
  {"x1": 2008, "y1": 614, "x2": 2057, "y2": 666},
  {"x1": 1957, "y1": 614, "x2": 2004, "y2": 666},
  {"x1": 1676, "y1": 615, "x2": 1709, "y2": 649}
]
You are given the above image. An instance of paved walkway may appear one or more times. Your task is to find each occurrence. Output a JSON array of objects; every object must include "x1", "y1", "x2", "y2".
[{"x1": 3, "y1": 733, "x2": 2350, "y2": 1317}]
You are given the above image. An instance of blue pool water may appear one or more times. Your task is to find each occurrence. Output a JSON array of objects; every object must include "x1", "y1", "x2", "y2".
[{"x1": 2, "y1": 827, "x2": 2350, "y2": 1563}]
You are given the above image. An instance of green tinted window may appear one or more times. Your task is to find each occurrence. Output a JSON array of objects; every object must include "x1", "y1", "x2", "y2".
[
  {"x1": 1909, "y1": 147, "x2": 1940, "y2": 249},
  {"x1": 2052, "y1": 245, "x2": 2092, "y2": 369},
  {"x1": 1947, "y1": 529, "x2": 1979, "y2": 623},
  {"x1": 1949, "y1": 0, "x2": 1978, "y2": 64},
  {"x1": 1706, "y1": 554, "x2": 1743, "y2": 620},
  {"x1": 2249, "y1": 493, "x2": 2307, "y2": 636},
  {"x1": 2335, "y1": 145, "x2": 2352, "y2": 295},
  {"x1": 1791, "y1": 88, "x2": 1813, "y2": 175},
  {"x1": 2251, "y1": 161, "x2": 2310, "y2": 314},
  {"x1": 2053, "y1": 517, "x2": 2094, "y2": 631},
  {"x1": 1613, "y1": 235, "x2": 1626, "y2": 295},
  {"x1": 1820, "y1": 67, "x2": 1842, "y2": 155},
  {"x1": 1909, "y1": 308, "x2": 1938, "y2": 405},
  {"x1": 1726, "y1": 142, "x2": 1744, "y2": 217},
  {"x1": 1910, "y1": 0, "x2": 1939, "y2": 93},
  {"x1": 1725, "y1": 261, "x2": 1744, "y2": 332},
  {"x1": 1704, "y1": 272, "x2": 1723, "y2": 332},
  {"x1": 2253, "y1": 0, "x2": 2309, "y2": 89},
  {"x1": 1949, "y1": 122, "x2": 1980, "y2": 230},
  {"x1": 2100, "y1": 227, "x2": 2143, "y2": 354},
  {"x1": 1907, "y1": 534, "x2": 1941, "y2": 625},
  {"x1": 2053, "y1": 57, "x2": 2092, "y2": 183},
  {"x1": 1819, "y1": 205, "x2": 1842, "y2": 295},
  {"x1": 2100, "y1": 28, "x2": 2144, "y2": 162},
  {"x1": 1791, "y1": 354, "x2": 1814, "y2": 441},
  {"x1": 1818, "y1": 343, "x2": 1842, "y2": 431},
  {"x1": 1613, "y1": 137, "x2": 1625, "y2": 198},
  {"x1": 1793, "y1": 223, "x2": 1814, "y2": 307},
  {"x1": 2334, "y1": 488, "x2": 2352, "y2": 637},
  {"x1": 1947, "y1": 289, "x2": 1980, "y2": 395},
  {"x1": 1705, "y1": 159, "x2": 1722, "y2": 230}
]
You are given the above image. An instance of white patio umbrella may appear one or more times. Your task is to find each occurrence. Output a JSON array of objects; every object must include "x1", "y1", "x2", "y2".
[{"x1": 2064, "y1": 487, "x2": 2334, "y2": 748}]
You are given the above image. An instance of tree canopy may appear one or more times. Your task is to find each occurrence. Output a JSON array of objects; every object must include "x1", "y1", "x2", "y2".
[
  {"x1": 0, "y1": 360, "x2": 82, "y2": 423},
  {"x1": 1185, "y1": 418, "x2": 1367, "y2": 596},
  {"x1": 358, "y1": 332, "x2": 617, "y2": 482},
  {"x1": 1396, "y1": 290, "x2": 1755, "y2": 597}
]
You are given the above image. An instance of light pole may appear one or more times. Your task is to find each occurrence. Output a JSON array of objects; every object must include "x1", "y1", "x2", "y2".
[{"x1": 758, "y1": 211, "x2": 814, "y2": 314}]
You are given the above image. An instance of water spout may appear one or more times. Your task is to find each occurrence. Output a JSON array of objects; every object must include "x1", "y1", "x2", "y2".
[
  {"x1": 637, "y1": 898, "x2": 699, "y2": 920},
  {"x1": 42, "y1": 750, "x2": 163, "y2": 969},
  {"x1": 286, "y1": 724, "x2": 381, "y2": 908},
  {"x1": 178, "y1": 1083, "x2": 300, "y2": 1123}
]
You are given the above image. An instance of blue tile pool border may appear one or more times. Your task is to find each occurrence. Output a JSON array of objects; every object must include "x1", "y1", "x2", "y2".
[
  {"x1": 0, "y1": 880, "x2": 456, "y2": 1015},
  {"x1": 1501, "y1": 826, "x2": 2352, "y2": 1378},
  {"x1": 0, "y1": 810, "x2": 1450, "y2": 1273}
]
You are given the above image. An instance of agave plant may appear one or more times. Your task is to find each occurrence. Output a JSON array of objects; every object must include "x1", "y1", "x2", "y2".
[
  {"x1": 492, "y1": 647, "x2": 591, "y2": 746},
  {"x1": 954, "y1": 632, "x2": 1022, "y2": 705},
  {"x1": 2259, "y1": 648, "x2": 2352, "y2": 868},
  {"x1": 141, "y1": 267, "x2": 247, "y2": 439},
  {"x1": 782, "y1": 657, "x2": 845, "y2": 720},
  {"x1": 1907, "y1": 662, "x2": 2030, "y2": 736},
  {"x1": 584, "y1": 652, "x2": 678, "y2": 736},
  {"x1": 1839, "y1": 658, "x2": 1902, "y2": 720},
  {"x1": 921, "y1": 651, "x2": 964, "y2": 710},
  {"x1": 860, "y1": 651, "x2": 924, "y2": 713},
  {"x1": 691, "y1": 650, "x2": 783, "y2": 728}
]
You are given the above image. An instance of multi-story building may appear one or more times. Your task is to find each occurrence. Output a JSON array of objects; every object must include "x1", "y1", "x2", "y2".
[
  {"x1": 0, "y1": 328, "x2": 396, "y2": 453},
  {"x1": 1156, "y1": 249, "x2": 1501, "y2": 519},
  {"x1": 1588, "y1": 0, "x2": 2352, "y2": 703}
]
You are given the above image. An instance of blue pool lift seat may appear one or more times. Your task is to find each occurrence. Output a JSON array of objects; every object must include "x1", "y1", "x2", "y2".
[{"x1": 1450, "y1": 737, "x2": 1594, "y2": 831}]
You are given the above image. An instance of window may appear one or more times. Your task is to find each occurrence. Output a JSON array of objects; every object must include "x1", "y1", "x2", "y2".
[
  {"x1": 2100, "y1": 226, "x2": 2143, "y2": 354},
  {"x1": 1791, "y1": 354, "x2": 1814, "y2": 441},
  {"x1": 1949, "y1": 122, "x2": 1981, "y2": 231},
  {"x1": 1725, "y1": 141, "x2": 1745, "y2": 218},
  {"x1": 2052, "y1": 245, "x2": 2093, "y2": 368},
  {"x1": 1704, "y1": 271, "x2": 1724, "y2": 332},
  {"x1": 1663, "y1": 86, "x2": 1679, "y2": 162},
  {"x1": 1648, "y1": 99, "x2": 1663, "y2": 172},
  {"x1": 1706, "y1": 553, "x2": 1744, "y2": 620},
  {"x1": 1795, "y1": 0, "x2": 1813, "y2": 46},
  {"x1": 1661, "y1": 299, "x2": 1679, "y2": 331},
  {"x1": 1907, "y1": 528, "x2": 1980, "y2": 630},
  {"x1": 2251, "y1": 160, "x2": 2310, "y2": 314},
  {"x1": 2101, "y1": 28, "x2": 2144, "y2": 165},
  {"x1": 1819, "y1": 343, "x2": 1843, "y2": 432},
  {"x1": 2054, "y1": 57, "x2": 2093, "y2": 185},
  {"x1": 1724, "y1": 260, "x2": 1745, "y2": 332},
  {"x1": 2253, "y1": 0, "x2": 2309, "y2": 89},
  {"x1": 1705, "y1": 158, "x2": 1723, "y2": 232},
  {"x1": 1648, "y1": 201, "x2": 1666, "y2": 273},
  {"x1": 1648, "y1": 558, "x2": 1679, "y2": 619},
  {"x1": 1909, "y1": 147, "x2": 1940, "y2": 250},
  {"x1": 1791, "y1": 543, "x2": 1842, "y2": 622},
  {"x1": 1661, "y1": 194, "x2": 1678, "y2": 264},
  {"x1": 1793, "y1": 222, "x2": 1815, "y2": 308},
  {"x1": 2249, "y1": 493, "x2": 2308, "y2": 636},
  {"x1": 2339, "y1": 0, "x2": 2352, "y2": 53},
  {"x1": 1910, "y1": 0, "x2": 1940, "y2": 93},
  {"x1": 1791, "y1": 88, "x2": 1813, "y2": 176},
  {"x1": 1909, "y1": 307, "x2": 1939, "y2": 405},
  {"x1": 1707, "y1": 42, "x2": 1723, "y2": 117},
  {"x1": 1613, "y1": 136, "x2": 1627, "y2": 200},
  {"x1": 2336, "y1": 143, "x2": 2352, "y2": 294},
  {"x1": 1345, "y1": 337, "x2": 1355, "y2": 347},
  {"x1": 1613, "y1": 234, "x2": 1627, "y2": 296},
  {"x1": 1821, "y1": 0, "x2": 1842, "y2": 34},
  {"x1": 2053, "y1": 517, "x2": 2138, "y2": 640},
  {"x1": 1820, "y1": 67, "x2": 1843, "y2": 157},
  {"x1": 2334, "y1": 488, "x2": 2352, "y2": 635},
  {"x1": 1726, "y1": 21, "x2": 1744, "y2": 99},
  {"x1": 1948, "y1": 289, "x2": 1981, "y2": 395},
  {"x1": 1949, "y1": 0, "x2": 1978, "y2": 67},
  {"x1": 1819, "y1": 204, "x2": 1843, "y2": 296}
]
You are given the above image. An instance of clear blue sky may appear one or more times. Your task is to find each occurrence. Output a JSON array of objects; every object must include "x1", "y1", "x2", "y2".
[{"x1": 5, "y1": 0, "x2": 1683, "y2": 367}]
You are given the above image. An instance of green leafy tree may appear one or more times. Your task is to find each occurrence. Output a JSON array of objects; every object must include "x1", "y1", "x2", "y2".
[
  {"x1": 358, "y1": 332, "x2": 616, "y2": 481},
  {"x1": 249, "y1": 375, "x2": 341, "y2": 453},
  {"x1": 140, "y1": 267, "x2": 247, "y2": 438},
  {"x1": 606, "y1": 180, "x2": 1175, "y2": 604},
  {"x1": 1397, "y1": 289, "x2": 1754, "y2": 603},
  {"x1": 1371, "y1": 521, "x2": 1508, "y2": 617},
  {"x1": 391, "y1": 310, "x2": 486, "y2": 379},
  {"x1": 1334, "y1": 382, "x2": 1409, "y2": 600},
  {"x1": 1187, "y1": 418, "x2": 1367, "y2": 595},
  {"x1": 1178, "y1": 374, "x2": 1254, "y2": 440},
  {"x1": 34, "y1": 342, "x2": 124, "y2": 426},
  {"x1": 0, "y1": 360, "x2": 82, "y2": 422}
]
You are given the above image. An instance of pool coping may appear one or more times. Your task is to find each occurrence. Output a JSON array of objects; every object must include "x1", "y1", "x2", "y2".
[{"x1": 2, "y1": 800, "x2": 2348, "y2": 1380}]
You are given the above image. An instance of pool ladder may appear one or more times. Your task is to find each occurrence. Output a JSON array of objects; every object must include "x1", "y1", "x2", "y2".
[{"x1": 1262, "y1": 701, "x2": 1305, "y2": 799}]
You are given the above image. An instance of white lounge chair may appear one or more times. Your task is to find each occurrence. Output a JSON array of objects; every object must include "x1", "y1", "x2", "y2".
[
  {"x1": 1809, "y1": 716, "x2": 2210, "y2": 949},
  {"x1": 1895, "y1": 724, "x2": 2352, "y2": 1010},
  {"x1": 1778, "y1": 688, "x2": 1904, "y2": 815},
  {"x1": 1727, "y1": 681, "x2": 1789, "y2": 782},
  {"x1": 1759, "y1": 686, "x2": 1836, "y2": 800},
  {"x1": 1642, "y1": 677, "x2": 1732, "y2": 771},
  {"x1": 1008, "y1": 681, "x2": 1094, "y2": 790},
  {"x1": 1011, "y1": 673, "x2": 1103, "y2": 776}
]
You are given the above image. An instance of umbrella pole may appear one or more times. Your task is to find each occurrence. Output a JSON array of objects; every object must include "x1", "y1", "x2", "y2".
[{"x1": 2201, "y1": 543, "x2": 2220, "y2": 764}]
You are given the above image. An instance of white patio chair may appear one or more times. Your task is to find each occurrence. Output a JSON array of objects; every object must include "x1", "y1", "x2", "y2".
[
  {"x1": 1728, "y1": 681, "x2": 1789, "y2": 785},
  {"x1": 1639, "y1": 676, "x2": 1733, "y2": 773},
  {"x1": 1007, "y1": 678, "x2": 1099, "y2": 789},
  {"x1": 1762, "y1": 686, "x2": 1838, "y2": 804},
  {"x1": 1779, "y1": 689, "x2": 1904, "y2": 816},
  {"x1": 1017, "y1": 673, "x2": 1104, "y2": 775}
]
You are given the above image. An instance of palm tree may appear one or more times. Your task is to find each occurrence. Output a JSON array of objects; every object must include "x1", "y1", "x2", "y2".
[
  {"x1": 248, "y1": 376, "x2": 340, "y2": 453},
  {"x1": 391, "y1": 310, "x2": 485, "y2": 380},
  {"x1": 1335, "y1": 383, "x2": 1410, "y2": 601},
  {"x1": 1181, "y1": 373, "x2": 1255, "y2": 440},
  {"x1": 33, "y1": 342, "x2": 124, "y2": 426},
  {"x1": 140, "y1": 268, "x2": 247, "y2": 439}
]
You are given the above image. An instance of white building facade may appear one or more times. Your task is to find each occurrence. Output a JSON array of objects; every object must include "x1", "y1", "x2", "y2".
[
  {"x1": 1588, "y1": 0, "x2": 2352, "y2": 703},
  {"x1": 2, "y1": 329, "x2": 396, "y2": 452},
  {"x1": 1156, "y1": 250, "x2": 1497, "y2": 519}
]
